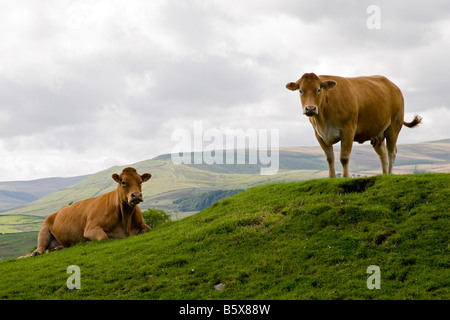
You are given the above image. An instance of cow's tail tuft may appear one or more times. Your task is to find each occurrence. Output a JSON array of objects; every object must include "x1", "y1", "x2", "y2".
[{"x1": 403, "y1": 115, "x2": 422, "y2": 128}]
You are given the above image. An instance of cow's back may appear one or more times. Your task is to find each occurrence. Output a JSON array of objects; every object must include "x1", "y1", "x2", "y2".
[
  {"x1": 51, "y1": 191, "x2": 117, "y2": 246},
  {"x1": 322, "y1": 75, "x2": 404, "y2": 143},
  {"x1": 51, "y1": 201, "x2": 91, "y2": 246}
]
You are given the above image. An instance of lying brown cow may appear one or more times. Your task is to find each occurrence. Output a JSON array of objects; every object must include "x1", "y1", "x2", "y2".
[
  {"x1": 32, "y1": 167, "x2": 152, "y2": 256},
  {"x1": 286, "y1": 73, "x2": 422, "y2": 177}
]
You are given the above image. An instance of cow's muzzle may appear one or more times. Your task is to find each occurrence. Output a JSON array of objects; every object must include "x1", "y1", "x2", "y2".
[
  {"x1": 128, "y1": 192, "x2": 143, "y2": 205},
  {"x1": 303, "y1": 105, "x2": 318, "y2": 117}
]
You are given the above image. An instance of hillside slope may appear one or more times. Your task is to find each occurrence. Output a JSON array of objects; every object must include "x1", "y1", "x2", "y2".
[
  {"x1": 0, "y1": 174, "x2": 448, "y2": 300},
  {"x1": 2, "y1": 139, "x2": 450, "y2": 220},
  {"x1": 0, "y1": 175, "x2": 88, "y2": 212},
  {"x1": 1, "y1": 158, "x2": 324, "y2": 218}
]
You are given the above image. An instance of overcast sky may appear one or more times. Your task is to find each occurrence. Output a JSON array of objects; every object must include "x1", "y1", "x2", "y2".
[{"x1": 0, "y1": 0, "x2": 449, "y2": 181}]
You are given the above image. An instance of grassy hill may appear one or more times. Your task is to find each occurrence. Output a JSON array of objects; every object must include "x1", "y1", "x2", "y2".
[
  {"x1": 0, "y1": 158, "x2": 325, "y2": 219},
  {"x1": 0, "y1": 173, "x2": 448, "y2": 300},
  {"x1": 0, "y1": 175, "x2": 88, "y2": 212},
  {"x1": 0, "y1": 232, "x2": 39, "y2": 260},
  {"x1": 2, "y1": 139, "x2": 450, "y2": 222}
]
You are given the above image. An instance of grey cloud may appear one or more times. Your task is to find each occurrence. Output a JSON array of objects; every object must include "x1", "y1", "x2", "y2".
[
  {"x1": 150, "y1": 55, "x2": 264, "y2": 110},
  {"x1": 0, "y1": 0, "x2": 448, "y2": 180}
]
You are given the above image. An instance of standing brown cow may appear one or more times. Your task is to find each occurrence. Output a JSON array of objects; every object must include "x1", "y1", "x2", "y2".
[
  {"x1": 286, "y1": 73, "x2": 422, "y2": 177},
  {"x1": 32, "y1": 167, "x2": 152, "y2": 256}
]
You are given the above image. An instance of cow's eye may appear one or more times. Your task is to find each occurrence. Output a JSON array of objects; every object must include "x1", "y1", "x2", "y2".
[
  {"x1": 299, "y1": 89, "x2": 303, "y2": 95},
  {"x1": 316, "y1": 88, "x2": 321, "y2": 94},
  {"x1": 121, "y1": 181, "x2": 127, "y2": 186}
]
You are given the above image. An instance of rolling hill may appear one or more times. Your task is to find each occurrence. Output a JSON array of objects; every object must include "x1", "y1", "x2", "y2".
[
  {"x1": 0, "y1": 173, "x2": 448, "y2": 300},
  {"x1": 0, "y1": 138, "x2": 448, "y2": 261},
  {"x1": 0, "y1": 159, "x2": 324, "y2": 219},
  {"x1": 1, "y1": 139, "x2": 449, "y2": 222},
  {"x1": 0, "y1": 175, "x2": 88, "y2": 212}
]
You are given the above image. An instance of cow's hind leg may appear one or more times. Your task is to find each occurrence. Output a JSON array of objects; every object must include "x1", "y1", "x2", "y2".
[
  {"x1": 385, "y1": 125, "x2": 402, "y2": 174},
  {"x1": 47, "y1": 238, "x2": 64, "y2": 252},
  {"x1": 32, "y1": 224, "x2": 58, "y2": 256},
  {"x1": 372, "y1": 139, "x2": 389, "y2": 174}
]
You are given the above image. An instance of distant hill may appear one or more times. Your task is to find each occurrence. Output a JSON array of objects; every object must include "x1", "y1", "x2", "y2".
[
  {"x1": 281, "y1": 139, "x2": 450, "y2": 175},
  {"x1": 0, "y1": 139, "x2": 449, "y2": 222},
  {"x1": 0, "y1": 175, "x2": 89, "y2": 212},
  {"x1": 0, "y1": 159, "x2": 324, "y2": 219},
  {"x1": 0, "y1": 173, "x2": 448, "y2": 299}
]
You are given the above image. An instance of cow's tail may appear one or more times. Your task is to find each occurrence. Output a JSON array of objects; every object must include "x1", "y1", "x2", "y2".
[{"x1": 403, "y1": 115, "x2": 422, "y2": 128}]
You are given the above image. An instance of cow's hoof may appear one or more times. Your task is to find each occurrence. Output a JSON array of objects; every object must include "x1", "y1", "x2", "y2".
[
  {"x1": 49, "y1": 245, "x2": 64, "y2": 252},
  {"x1": 31, "y1": 250, "x2": 41, "y2": 257}
]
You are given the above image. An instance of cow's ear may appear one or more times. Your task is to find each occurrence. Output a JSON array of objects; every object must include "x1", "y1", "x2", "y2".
[
  {"x1": 141, "y1": 173, "x2": 152, "y2": 183},
  {"x1": 286, "y1": 82, "x2": 299, "y2": 91},
  {"x1": 112, "y1": 173, "x2": 121, "y2": 183},
  {"x1": 321, "y1": 80, "x2": 337, "y2": 91}
]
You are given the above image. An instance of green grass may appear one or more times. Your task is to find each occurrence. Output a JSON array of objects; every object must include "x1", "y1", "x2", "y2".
[
  {"x1": 0, "y1": 174, "x2": 448, "y2": 299},
  {"x1": 0, "y1": 232, "x2": 38, "y2": 260}
]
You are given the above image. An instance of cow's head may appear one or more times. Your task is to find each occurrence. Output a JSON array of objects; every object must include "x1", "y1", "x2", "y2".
[
  {"x1": 112, "y1": 167, "x2": 152, "y2": 206},
  {"x1": 286, "y1": 73, "x2": 337, "y2": 117}
]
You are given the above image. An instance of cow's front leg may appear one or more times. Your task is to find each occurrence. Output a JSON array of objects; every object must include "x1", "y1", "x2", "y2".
[
  {"x1": 340, "y1": 132, "x2": 354, "y2": 177},
  {"x1": 133, "y1": 224, "x2": 151, "y2": 235},
  {"x1": 84, "y1": 226, "x2": 109, "y2": 241},
  {"x1": 315, "y1": 131, "x2": 336, "y2": 178},
  {"x1": 141, "y1": 224, "x2": 151, "y2": 233}
]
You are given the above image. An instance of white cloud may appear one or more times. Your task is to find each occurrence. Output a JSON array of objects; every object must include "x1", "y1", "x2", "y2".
[
  {"x1": 0, "y1": 0, "x2": 449, "y2": 181},
  {"x1": 401, "y1": 108, "x2": 450, "y2": 143}
]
